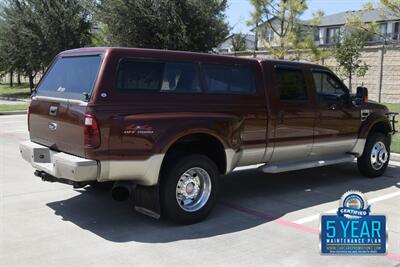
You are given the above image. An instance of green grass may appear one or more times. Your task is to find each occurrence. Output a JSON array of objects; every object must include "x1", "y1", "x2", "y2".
[
  {"x1": 0, "y1": 83, "x2": 31, "y2": 99},
  {"x1": 0, "y1": 103, "x2": 28, "y2": 112},
  {"x1": 385, "y1": 103, "x2": 400, "y2": 154}
]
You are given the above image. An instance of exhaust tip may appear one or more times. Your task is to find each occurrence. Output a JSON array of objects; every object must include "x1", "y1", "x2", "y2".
[{"x1": 111, "y1": 183, "x2": 133, "y2": 202}]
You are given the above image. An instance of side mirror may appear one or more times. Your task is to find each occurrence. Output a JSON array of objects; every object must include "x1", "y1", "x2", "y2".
[{"x1": 355, "y1": 86, "x2": 368, "y2": 106}]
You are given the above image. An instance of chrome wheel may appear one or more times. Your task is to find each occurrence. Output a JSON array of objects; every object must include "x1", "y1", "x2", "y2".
[
  {"x1": 176, "y1": 167, "x2": 211, "y2": 212},
  {"x1": 370, "y1": 141, "x2": 388, "y2": 170}
]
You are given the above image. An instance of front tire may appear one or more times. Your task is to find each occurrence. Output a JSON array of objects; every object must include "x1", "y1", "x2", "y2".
[
  {"x1": 357, "y1": 133, "x2": 390, "y2": 177},
  {"x1": 160, "y1": 154, "x2": 219, "y2": 224}
]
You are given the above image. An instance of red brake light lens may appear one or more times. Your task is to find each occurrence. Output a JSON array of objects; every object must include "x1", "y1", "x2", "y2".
[{"x1": 84, "y1": 114, "x2": 101, "y2": 148}]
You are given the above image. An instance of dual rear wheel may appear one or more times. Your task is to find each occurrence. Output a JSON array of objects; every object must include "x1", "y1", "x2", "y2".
[{"x1": 160, "y1": 154, "x2": 219, "y2": 224}]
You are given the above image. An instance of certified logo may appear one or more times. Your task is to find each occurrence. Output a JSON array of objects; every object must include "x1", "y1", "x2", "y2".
[
  {"x1": 320, "y1": 191, "x2": 387, "y2": 255},
  {"x1": 337, "y1": 191, "x2": 370, "y2": 219}
]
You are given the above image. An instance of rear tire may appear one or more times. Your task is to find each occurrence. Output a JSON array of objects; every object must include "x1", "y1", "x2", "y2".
[
  {"x1": 160, "y1": 154, "x2": 219, "y2": 224},
  {"x1": 357, "y1": 133, "x2": 390, "y2": 178}
]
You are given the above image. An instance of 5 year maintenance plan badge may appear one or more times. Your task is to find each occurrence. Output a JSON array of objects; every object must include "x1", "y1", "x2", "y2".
[{"x1": 320, "y1": 190, "x2": 387, "y2": 255}]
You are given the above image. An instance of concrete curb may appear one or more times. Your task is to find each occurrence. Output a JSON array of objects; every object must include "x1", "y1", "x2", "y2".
[
  {"x1": 0, "y1": 110, "x2": 26, "y2": 115},
  {"x1": 0, "y1": 96, "x2": 30, "y2": 102},
  {"x1": 391, "y1": 153, "x2": 400, "y2": 162}
]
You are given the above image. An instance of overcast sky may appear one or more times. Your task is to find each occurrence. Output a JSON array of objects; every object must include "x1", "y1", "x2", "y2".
[{"x1": 226, "y1": 0, "x2": 374, "y2": 33}]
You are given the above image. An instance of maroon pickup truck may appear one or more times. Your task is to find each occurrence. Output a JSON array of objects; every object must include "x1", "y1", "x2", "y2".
[{"x1": 20, "y1": 47, "x2": 398, "y2": 224}]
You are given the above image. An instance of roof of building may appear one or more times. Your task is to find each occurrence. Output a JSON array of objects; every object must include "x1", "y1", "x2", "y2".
[
  {"x1": 251, "y1": 9, "x2": 400, "y2": 30},
  {"x1": 250, "y1": 17, "x2": 308, "y2": 31},
  {"x1": 223, "y1": 33, "x2": 256, "y2": 42},
  {"x1": 313, "y1": 8, "x2": 400, "y2": 27}
]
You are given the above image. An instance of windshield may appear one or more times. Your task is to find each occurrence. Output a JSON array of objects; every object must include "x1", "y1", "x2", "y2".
[{"x1": 36, "y1": 55, "x2": 102, "y2": 101}]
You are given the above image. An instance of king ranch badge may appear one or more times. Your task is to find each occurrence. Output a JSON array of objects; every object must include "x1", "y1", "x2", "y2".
[{"x1": 320, "y1": 191, "x2": 387, "y2": 255}]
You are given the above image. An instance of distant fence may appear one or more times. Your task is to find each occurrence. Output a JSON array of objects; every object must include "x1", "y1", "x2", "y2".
[
  {"x1": 225, "y1": 44, "x2": 400, "y2": 104},
  {"x1": 0, "y1": 72, "x2": 42, "y2": 86}
]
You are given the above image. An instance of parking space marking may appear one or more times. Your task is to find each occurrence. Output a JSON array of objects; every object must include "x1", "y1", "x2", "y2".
[
  {"x1": 388, "y1": 252, "x2": 400, "y2": 261},
  {"x1": 0, "y1": 130, "x2": 28, "y2": 141},
  {"x1": 390, "y1": 161, "x2": 400, "y2": 167},
  {"x1": 221, "y1": 201, "x2": 319, "y2": 235},
  {"x1": 293, "y1": 190, "x2": 400, "y2": 225},
  {"x1": 222, "y1": 201, "x2": 400, "y2": 262}
]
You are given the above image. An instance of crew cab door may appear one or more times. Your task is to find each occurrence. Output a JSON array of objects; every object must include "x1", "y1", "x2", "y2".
[
  {"x1": 268, "y1": 65, "x2": 316, "y2": 163},
  {"x1": 310, "y1": 69, "x2": 361, "y2": 156}
]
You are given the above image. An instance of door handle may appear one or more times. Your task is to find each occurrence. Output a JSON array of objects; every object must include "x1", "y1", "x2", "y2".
[{"x1": 49, "y1": 105, "x2": 58, "y2": 116}]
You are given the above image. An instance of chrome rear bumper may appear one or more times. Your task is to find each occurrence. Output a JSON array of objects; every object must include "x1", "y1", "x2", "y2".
[
  {"x1": 19, "y1": 140, "x2": 164, "y2": 186},
  {"x1": 19, "y1": 141, "x2": 98, "y2": 182}
]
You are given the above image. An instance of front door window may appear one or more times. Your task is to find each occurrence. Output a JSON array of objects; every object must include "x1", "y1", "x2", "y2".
[{"x1": 312, "y1": 71, "x2": 348, "y2": 103}]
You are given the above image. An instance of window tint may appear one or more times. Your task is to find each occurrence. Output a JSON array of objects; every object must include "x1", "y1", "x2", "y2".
[
  {"x1": 117, "y1": 60, "x2": 201, "y2": 93},
  {"x1": 118, "y1": 61, "x2": 163, "y2": 91},
  {"x1": 203, "y1": 64, "x2": 256, "y2": 95},
  {"x1": 275, "y1": 68, "x2": 308, "y2": 101},
  {"x1": 312, "y1": 71, "x2": 347, "y2": 102},
  {"x1": 36, "y1": 55, "x2": 102, "y2": 101},
  {"x1": 160, "y1": 62, "x2": 200, "y2": 92}
]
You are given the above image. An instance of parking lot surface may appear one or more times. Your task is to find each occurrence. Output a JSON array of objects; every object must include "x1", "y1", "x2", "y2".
[{"x1": 1, "y1": 115, "x2": 400, "y2": 266}]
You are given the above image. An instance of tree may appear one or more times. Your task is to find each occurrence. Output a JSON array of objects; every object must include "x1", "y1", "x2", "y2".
[
  {"x1": 231, "y1": 33, "x2": 247, "y2": 52},
  {"x1": 302, "y1": 9, "x2": 331, "y2": 63},
  {"x1": 0, "y1": 0, "x2": 94, "y2": 91},
  {"x1": 97, "y1": 0, "x2": 229, "y2": 52},
  {"x1": 30, "y1": 0, "x2": 94, "y2": 66},
  {"x1": 333, "y1": 29, "x2": 369, "y2": 90},
  {"x1": 0, "y1": 0, "x2": 42, "y2": 89},
  {"x1": 289, "y1": 22, "x2": 315, "y2": 61},
  {"x1": 248, "y1": 0, "x2": 308, "y2": 59},
  {"x1": 381, "y1": 0, "x2": 400, "y2": 15}
]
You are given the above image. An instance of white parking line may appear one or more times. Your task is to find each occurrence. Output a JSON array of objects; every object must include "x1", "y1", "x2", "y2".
[
  {"x1": 390, "y1": 161, "x2": 400, "y2": 167},
  {"x1": 293, "y1": 190, "x2": 400, "y2": 224}
]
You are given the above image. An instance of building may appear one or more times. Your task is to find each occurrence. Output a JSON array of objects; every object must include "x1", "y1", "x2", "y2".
[
  {"x1": 252, "y1": 8, "x2": 400, "y2": 49},
  {"x1": 315, "y1": 9, "x2": 400, "y2": 46},
  {"x1": 252, "y1": 17, "x2": 310, "y2": 49},
  {"x1": 215, "y1": 34, "x2": 256, "y2": 53}
]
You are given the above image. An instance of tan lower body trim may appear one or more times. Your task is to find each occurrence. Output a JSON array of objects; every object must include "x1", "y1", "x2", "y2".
[
  {"x1": 98, "y1": 154, "x2": 165, "y2": 186},
  {"x1": 225, "y1": 138, "x2": 367, "y2": 173},
  {"x1": 349, "y1": 138, "x2": 366, "y2": 156},
  {"x1": 225, "y1": 147, "x2": 266, "y2": 173}
]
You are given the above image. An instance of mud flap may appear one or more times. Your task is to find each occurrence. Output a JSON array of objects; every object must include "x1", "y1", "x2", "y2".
[{"x1": 134, "y1": 185, "x2": 161, "y2": 219}]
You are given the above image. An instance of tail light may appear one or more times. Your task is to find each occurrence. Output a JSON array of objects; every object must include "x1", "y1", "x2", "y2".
[
  {"x1": 84, "y1": 114, "x2": 101, "y2": 148},
  {"x1": 27, "y1": 105, "x2": 31, "y2": 131}
]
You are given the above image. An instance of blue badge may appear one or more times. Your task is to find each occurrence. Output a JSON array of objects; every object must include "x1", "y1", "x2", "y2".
[{"x1": 320, "y1": 190, "x2": 387, "y2": 255}]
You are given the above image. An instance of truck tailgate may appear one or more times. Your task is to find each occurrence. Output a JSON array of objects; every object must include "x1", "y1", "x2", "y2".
[{"x1": 29, "y1": 100, "x2": 87, "y2": 158}]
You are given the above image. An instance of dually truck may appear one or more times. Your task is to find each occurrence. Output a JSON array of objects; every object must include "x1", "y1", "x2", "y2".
[{"x1": 20, "y1": 47, "x2": 398, "y2": 224}]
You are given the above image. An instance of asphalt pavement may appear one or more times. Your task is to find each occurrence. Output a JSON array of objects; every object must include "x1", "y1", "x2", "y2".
[{"x1": 1, "y1": 115, "x2": 400, "y2": 266}]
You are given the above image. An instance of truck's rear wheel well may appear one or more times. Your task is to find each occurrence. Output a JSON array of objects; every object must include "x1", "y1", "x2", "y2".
[
  {"x1": 368, "y1": 121, "x2": 391, "y2": 138},
  {"x1": 161, "y1": 133, "x2": 226, "y2": 175}
]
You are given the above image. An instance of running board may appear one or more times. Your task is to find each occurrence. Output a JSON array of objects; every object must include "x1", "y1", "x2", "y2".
[{"x1": 260, "y1": 155, "x2": 355, "y2": 174}]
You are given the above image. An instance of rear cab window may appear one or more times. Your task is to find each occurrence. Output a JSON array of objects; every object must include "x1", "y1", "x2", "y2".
[
  {"x1": 36, "y1": 55, "x2": 103, "y2": 101},
  {"x1": 117, "y1": 60, "x2": 201, "y2": 93},
  {"x1": 274, "y1": 67, "x2": 308, "y2": 101},
  {"x1": 203, "y1": 63, "x2": 256, "y2": 95},
  {"x1": 116, "y1": 59, "x2": 257, "y2": 96}
]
